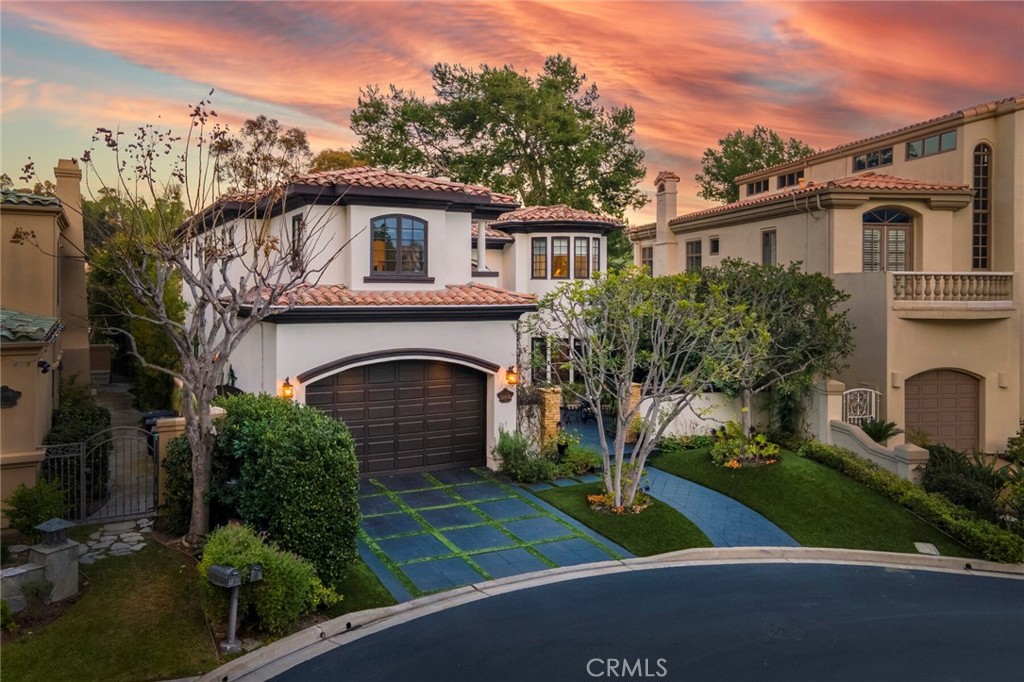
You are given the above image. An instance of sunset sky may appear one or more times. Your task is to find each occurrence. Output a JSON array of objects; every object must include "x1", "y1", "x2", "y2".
[{"x1": 2, "y1": 0, "x2": 1022, "y2": 224}]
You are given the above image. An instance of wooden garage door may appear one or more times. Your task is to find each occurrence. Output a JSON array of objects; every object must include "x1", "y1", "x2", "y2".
[
  {"x1": 305, "y1": 360, "x2": 486, "y2": 474},
  {"x1": 905, "y1": 370, "x2": 979, "y2": 452}
]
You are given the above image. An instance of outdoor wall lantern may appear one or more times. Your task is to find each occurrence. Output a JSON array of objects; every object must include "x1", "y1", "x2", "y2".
[
  {"x1": 35, "y1": 517, "x2": 74, "y2": 547},
  {"x1": 37, "y1": 360, "x2": 52, "y2": 374},
  {"x1": 505, "y1": 366, "x2": 519, "y2": 386},
  {"x1": 280, "y1": 377, "x2": 294, "y2": 399}
]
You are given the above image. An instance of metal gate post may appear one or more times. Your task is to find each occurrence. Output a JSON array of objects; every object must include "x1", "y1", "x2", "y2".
[{"x1": 78, "y1": 441, "x2": 87, "y2": 522}]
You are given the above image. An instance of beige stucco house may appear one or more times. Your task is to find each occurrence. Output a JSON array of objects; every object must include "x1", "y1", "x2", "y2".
[
  {"x1": 632, "y1": 95, "x2": 1023, "y2": 453},
  {"x1": 220, "y1": 167, "x2": 617, "y2": 475},
  {"x1": 1, "y1": 159, "x2": 90, "y2": 520}
]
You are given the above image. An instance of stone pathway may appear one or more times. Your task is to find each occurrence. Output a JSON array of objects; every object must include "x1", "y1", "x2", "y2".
[{"x1": 79, "y1": 517, "x2": 153, "y2": 564}]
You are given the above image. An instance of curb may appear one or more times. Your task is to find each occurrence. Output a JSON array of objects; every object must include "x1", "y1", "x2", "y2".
[{"x1": 198, "y1": 547, "x2": 1023, "y2": 681}]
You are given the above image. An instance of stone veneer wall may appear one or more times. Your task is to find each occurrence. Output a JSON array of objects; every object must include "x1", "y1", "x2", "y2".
[{"x1": 537, "y1": 387, "x2": 562, "y2": 448}]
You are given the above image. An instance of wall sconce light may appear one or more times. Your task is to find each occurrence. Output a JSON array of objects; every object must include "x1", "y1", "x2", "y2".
[
  {"x1": 505, "y1": 366, "x2": 519, "y2": 386},
  {"x1": 38, "y1": 360, "x2": 52, "y2": 374},
  {"x1": 280, "y1": 377, "x2": 294, "y2": 399}
]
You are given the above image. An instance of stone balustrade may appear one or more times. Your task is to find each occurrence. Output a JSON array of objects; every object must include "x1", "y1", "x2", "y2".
[{"x1": 892, "y1": 272, "x2": 1013, "y2": 303}]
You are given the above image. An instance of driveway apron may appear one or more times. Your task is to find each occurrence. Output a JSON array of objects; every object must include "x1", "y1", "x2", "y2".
[{"x1": 358, "y1": 468, "x2": 631, "y2": 601}]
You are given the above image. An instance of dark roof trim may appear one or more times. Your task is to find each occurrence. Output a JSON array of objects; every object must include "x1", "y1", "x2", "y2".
[
  {"x1": 263, "y1": 305, "x2": 536, "y2": 324},
  {"x1": 492, "y1": 222, "x2": 618, "y2": 236},
  {"x1": 298, "y1": 348, "x2": 501, "y2": 383}
]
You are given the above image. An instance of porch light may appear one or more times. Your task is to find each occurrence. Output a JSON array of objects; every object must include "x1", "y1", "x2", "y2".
[
  {"x1": 281, "y1": 377, "x2": 294, "y2": 399},
  {"x1": 505, "y1": 366, "x2": 519, "y2": 386}
]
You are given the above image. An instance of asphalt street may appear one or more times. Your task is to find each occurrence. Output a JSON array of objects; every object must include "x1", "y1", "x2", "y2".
[{"x1": 273, "y1": 563, "x2": 1024, "y2": 682}]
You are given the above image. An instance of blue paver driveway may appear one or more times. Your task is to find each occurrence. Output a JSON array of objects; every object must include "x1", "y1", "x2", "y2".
[{"x1": 359, "y1": 468, "x2": 631, "y2": 600}]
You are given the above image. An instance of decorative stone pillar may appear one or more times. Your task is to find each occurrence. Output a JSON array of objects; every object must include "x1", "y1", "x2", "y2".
[
  {"x1": 538, "y1": 387, "x2": 562, "y2": 449},
  {"x1": 28, "y1": 540, "x2": 80, "y2": 603},
  {"x1": 152, "y1": 406, "x2": 225, "y2": 504},
  {"x1": 808, "y1": 379, "x2": 845, "y2": 444}
]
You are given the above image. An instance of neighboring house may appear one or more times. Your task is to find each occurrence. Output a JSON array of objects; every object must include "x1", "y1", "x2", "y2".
[
  {"x1": 1, "y1": 159, "x2": 90, "y2": 521},
  {"x1": 632, "y1": 95, "x2": 1023, "y2": 453},
  {"x1": 220, "y1": 167, "x2": 618, "y2": 475}
]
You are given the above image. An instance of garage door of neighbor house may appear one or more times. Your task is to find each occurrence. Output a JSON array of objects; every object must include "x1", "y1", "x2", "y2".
[
  {"x1": 905, "y1": 369, "x2": 979, "y2": 452},
  {"x1": 305, "y1": 360, "x2": 486, "y2": 474}
]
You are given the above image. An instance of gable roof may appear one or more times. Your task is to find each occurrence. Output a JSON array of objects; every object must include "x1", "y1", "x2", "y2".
[
  {"x1": 735, "y1": 94, "x2": 1024, "y2": 183},
  {"x1": 668, "y1": 172, "x2": 970, "y2": 227},
  {"x1": 0, "y1": 308, "x2": 63, "y2": 344}
]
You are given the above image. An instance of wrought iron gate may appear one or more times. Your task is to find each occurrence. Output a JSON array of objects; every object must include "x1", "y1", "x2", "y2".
[
  {"x1": 841, "y1": 388, "x2": 881, "y2": 427},
  {"x1": 41, "y1": 426, "x2": 157, "y2": 523}
]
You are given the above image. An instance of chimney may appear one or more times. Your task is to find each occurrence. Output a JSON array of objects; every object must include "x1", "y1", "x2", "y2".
[
  {"x1": 53, "y1": 159, "x2": 91, "y2": 378},
  {"x1": 475, "y1": 222, "x2": 489, "y2": 272},
  {"x1": 653, "y1": 171, "x2": 679, "y2": 276}
]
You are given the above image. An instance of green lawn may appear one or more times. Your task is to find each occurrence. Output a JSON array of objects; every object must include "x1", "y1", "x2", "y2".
[
  {"x1": 651, "y1": 447, "x2": 972, "y2": 557},
  {"x1": 535, "y1": 482, "x2": 712, "y2": 556},
  {"x1": 2, "y1": 542, "x2": 218, "y2": 682}
]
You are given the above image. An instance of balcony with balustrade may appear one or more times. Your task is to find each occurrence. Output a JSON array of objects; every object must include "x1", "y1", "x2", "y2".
[{"x1": 890, "y1": 272, "x2": 1015, "y2": 319}]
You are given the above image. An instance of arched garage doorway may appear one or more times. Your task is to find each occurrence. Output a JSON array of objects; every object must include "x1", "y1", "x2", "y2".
[
  {"x1": 905, "y1": 369, "x2": 979, "y2": 452},
  {"x1": 305, "y1": 360, "x2": 487, "y2": 474}
]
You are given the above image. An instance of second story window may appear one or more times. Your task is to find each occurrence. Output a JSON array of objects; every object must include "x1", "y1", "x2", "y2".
[
  {"x1": 551, "y1": 237, "x2": 570, "y2": 279},
  {"x1": 777, "y1": 170, "x2": 804, "y2": 189},
  {"x1": 370, "y1": 215, "x2": 426, "y2": 276},
  {"x1": 972, "y1": 143, "x2": 992, "y2": 270},
  {"x1": 746, "y1": 179, "x2": 769, "y2": 196},
  {"x1": 709, "y1": 237, "x2": 720, "y2": 255},
  {"x1": 640, "y1": 245, "x2": 653, "y2": 273},
  {"x1": 685, "y1": 240, "x2": 702, "y2": 272},
  {"x1": 290, "y1": 214, "x2": 305, "y2": 271},
  {"x1": 853, "y1": 147, "x2": 893, "y2": 171},
  {"x1": 907, "y1": 130, "x2": 956, "y2": 159},
  {"x1": 574, "y1": 237, "x2": 590, "y2": 279},
  {"x1": 762, "y1": 230, "x2": 777, "y2": 266},
  {"x1": 532, "y1": 237, "x2": 547, "y2": 278},
  {"x1": 862, "y1": 209, "x2": 912, "y2": 272}
]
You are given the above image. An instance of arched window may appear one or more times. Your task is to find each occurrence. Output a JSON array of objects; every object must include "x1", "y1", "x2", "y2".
[
  {"x1": 862, "y1": 209, "x2": 912, "y2": 272},
  {"x1": 370, "y1": 214, "x2": 426, "y2": 276},
  {"x1": 972, "y1": 143, "x2": 992, "y2": 270}
]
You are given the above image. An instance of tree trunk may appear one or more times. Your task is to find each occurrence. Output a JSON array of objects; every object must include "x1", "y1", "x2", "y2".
[
  {"x1": 183, "y1": 389, "x2": 215, "y2": 547},
  {"x1": 741, "y1": 387, "x2": 754, "y2": 437}
]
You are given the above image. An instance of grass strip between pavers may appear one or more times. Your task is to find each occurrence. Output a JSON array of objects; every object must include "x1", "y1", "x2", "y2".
[{"x1": 358, "y1": 468, "x2": 623, "y2": 597}]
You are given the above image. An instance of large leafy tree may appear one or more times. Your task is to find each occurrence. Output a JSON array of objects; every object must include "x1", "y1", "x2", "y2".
[
  {"x1": 213, "y1": 114, "x2": 312, "y2": 191},
  {"x1": 523, "y1": 270, "x2": 765, "y2": 507},
  {"x1": 351, "y1": 54, "x2": 647, "y2": 221},
  {"x1": 702, "y1": 259, "x2": 854, "y2": 436},
  {"x1": 695, "y1": 126, "x2": 815, "y2": 204},
  {"x1": 308, "y1": 148, "x2": 365, "y2": 173},
  {"x1": 17, "y1": 94, "x2": 351, "y2": 546}
]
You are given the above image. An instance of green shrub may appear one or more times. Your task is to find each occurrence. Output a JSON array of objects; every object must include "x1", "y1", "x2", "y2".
[
  {"x1": 657, "y1": 434, "x2": 716, "y2": 453},
  {"x1": 558, "y1": 444, "x2": 601, "y2": 477},
  {"x1": 494, "y1": 428, "x2": 558, "y2": 483},
  {"x1": 1005, "y1": 420, "x2": 1024, "y2": 465},
  {"x1": 198, "y1": 524, "x2": 339, "y2": 636},
  {"x1": 710, "y1": 421, "x2": 779, "y2": 467},
  {"x1": 161, "y1": 433, "x2": 238, "y2": 536},
  {"x1": 3, "y1": 480, "x2": 67, "y2": 541},
  {"x1": 1, "y1": 600, "x2": 17, "y2": 634},
  {"x1": 920, "y1": 445, "x2": 1006, "y2": 520},
  {"x1": 860, "y1": 419, "x2": 903, "y2": 445},
  {"x1": 798, "y1": 441, "x2": 1024, "y2": 563}
]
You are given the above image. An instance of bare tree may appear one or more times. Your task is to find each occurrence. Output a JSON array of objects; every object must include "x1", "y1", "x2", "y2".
[
  {"x1": 523, "y1": 270, "x2": 765, "y2": 508},
  {"x1": 22, "y1": 93, "x2": 351, "y2": 545}
]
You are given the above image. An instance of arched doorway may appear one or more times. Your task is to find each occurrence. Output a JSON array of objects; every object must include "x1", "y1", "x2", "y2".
[
  {"x1": 305, "y1": 360, "x2": 486, "y2": 474},
  {"x1": 905, "y1": 370, "x2": 979, "y2": 451}
]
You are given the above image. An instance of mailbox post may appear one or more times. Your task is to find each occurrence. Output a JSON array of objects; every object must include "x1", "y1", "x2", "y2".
[{"x1": 207, "y1": 564, "x2": 262, "y2": 653}]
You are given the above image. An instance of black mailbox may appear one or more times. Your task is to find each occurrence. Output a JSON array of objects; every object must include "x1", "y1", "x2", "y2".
[
  {"x1": 208, "y1": 564, "x2": 242, "y2": 588},
  {"x1": 248, "y1": 563, "x2": 264, "y2": 582}
]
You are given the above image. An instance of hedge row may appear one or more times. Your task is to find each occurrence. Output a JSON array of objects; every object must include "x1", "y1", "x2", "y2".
[{"x1": 798, "y1": 441, "x2": 1024, "y2": 563}]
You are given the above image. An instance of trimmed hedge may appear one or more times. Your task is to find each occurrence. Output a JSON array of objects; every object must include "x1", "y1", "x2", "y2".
[
  {"x1": 798, "y1": 441, "x2": 1024, "y2": 563},
  {"x1": 198, "y1": 524, "x2": 339, "y2": 635},
  {"x1": 162, "y1": 394, "x2": 359, "y2": 585}
]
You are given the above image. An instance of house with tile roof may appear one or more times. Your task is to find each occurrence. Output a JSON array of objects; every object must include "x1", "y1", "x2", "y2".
[
  {"x1": 0, "y1": 160, "x2": 90, "y2": 520},
  {"x1": 217, "y1": 167, "x2": 618, "y2": 474},
  {"x1": 632, "y1": 95, "x2": 1023, "y2": 454}
]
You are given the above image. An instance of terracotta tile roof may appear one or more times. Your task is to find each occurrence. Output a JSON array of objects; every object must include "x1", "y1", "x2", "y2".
[
  {"x1": 494, "y1": 204, "x2": 619, "y2": 225},
  {"x1": 628, "y1": 222, "x2": 656, "y2": 238},
  {"x1": 470, "y1": 224, "x2": 514, "y2": 242},
  {"x1": 671, "y1": 172, "x2": 970, "y2": 225},
  {"x1": 0, "y1": 308, "x2": 63, "y2": 344},
  {"x1": 0, "y1": 190, "x2": 61, "y2": 208},
  {"x1": 290, "y1": 166, "x2": 518, "y2": 205},
  {"x1": 256, "y1": 282, "x2": 535, "y2": 308},
  {"x1": 735, "y1": 94, "x2": 1024, "y2": 182}
]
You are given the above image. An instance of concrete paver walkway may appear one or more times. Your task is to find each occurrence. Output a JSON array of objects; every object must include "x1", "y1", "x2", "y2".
[{"x1": 358, "y1": 468, "x2": 631, "y2": 601}]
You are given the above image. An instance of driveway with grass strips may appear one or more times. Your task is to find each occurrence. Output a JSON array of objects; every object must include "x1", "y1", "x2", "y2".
[{"x1": 357, "y1": 468, "x2": 631, "y2": 600}]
